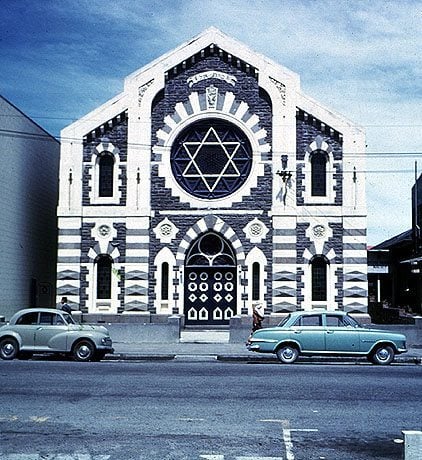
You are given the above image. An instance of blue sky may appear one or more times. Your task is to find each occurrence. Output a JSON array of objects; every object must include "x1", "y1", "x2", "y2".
[{"x1": 1, "y1": 0, "x2": 421, "y2": 245}]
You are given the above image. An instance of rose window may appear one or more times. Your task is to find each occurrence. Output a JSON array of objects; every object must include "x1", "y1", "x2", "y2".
[{"x1": 170, "y1": 118, "x2": 253, "y2": 199}]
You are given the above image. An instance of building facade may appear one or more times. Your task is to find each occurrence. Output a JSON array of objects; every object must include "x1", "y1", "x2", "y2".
[
  {"x1": 57, "y1": 28, "x2": 367, "y2": 324},
  {"x1": 0, "y1": 95, "x2": 60, "y2": 320}
]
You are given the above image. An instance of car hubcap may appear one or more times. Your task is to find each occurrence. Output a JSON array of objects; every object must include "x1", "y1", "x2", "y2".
[
  {"x1": 377, "y1": 349, "x2": 389, "y2": 361},
  {"x1": 3, "y1": 343, "x2": 15, "y2": 356},
  {"x1": 283, "y1": 348, "x2": 294, "y2": 359},
  {"x1": 78, "y1": 345, "x2": 91, "y2": 359}
]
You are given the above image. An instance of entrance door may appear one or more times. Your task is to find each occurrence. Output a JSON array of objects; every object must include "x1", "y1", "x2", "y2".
[{"x1": 184, "y1": 232, "x2": 237, "y2": 326}]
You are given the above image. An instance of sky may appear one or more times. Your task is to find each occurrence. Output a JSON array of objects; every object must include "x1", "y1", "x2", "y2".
[{"x1": 1, "y1": 0, "x2": 421, "y2": 245}]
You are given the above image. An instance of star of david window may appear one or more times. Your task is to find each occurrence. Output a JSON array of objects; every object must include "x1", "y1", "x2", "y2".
[{"x1": 170, "y1": 119, "x2": 253, "y2": 199}]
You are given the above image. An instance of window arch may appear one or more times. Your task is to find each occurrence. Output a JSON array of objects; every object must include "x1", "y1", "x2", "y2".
[
  {"x1": 89, "y1": 141, "x2": 121, "y2": 204},
  {"x1": 154, "y1": 247, "x2": 176, "y2": 314},
  {"x1": 311, "y1": 256, "x2": 328, "y2": 302},
  {"x1": 185, "y1": 232, "x2": 236, "y2": 267},
  {"x1": 96, "y1": 255, "x2": 112, "y2": 299},
  {"x1": 98, "y1": 153, "x2": 114, "y2": 197},
  {"x1": 311, "y1": 150, "x2": 327, "y2": 196},
  {"x1": 303, "y1": 136, "x2": 335, "y2": 204}
]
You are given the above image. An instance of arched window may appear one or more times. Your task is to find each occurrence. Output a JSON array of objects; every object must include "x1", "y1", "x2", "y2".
[
  {"x1": 98, "y1": 154, "x2": 114, "y2": 197},
  {"x1": 161, "y1": 262, "x2": 169, "y2": 301},
  {"x1": 311, "y1": 256, "x2": 327, "y2": 301},
  {"x1": 311, "y1": 150, "x2": 327, "y2": 196},
  {"x1": 96, "y1": 255, "x2": 112, "y2": 299},
  {"x1": 252, "y1": 262, "x2": 260, "y2": 301}
]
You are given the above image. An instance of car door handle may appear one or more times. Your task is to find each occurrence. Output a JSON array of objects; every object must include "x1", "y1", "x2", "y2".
[
  {"x1": 37, "y1": 327, "x2": 43, "y2": 330},
  {"x1": 293, "y1": 330, "x2": 302, "y2": 334},
  {"x1": 326, "y1": 330, "x2": 335, "y2": 334}
]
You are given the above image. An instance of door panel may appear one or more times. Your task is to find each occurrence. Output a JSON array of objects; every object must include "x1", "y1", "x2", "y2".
[{"x1": 184, "y1": 267, "x2": 236, "y2": 325}]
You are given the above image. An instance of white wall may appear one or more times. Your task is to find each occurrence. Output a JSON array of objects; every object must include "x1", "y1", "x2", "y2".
[{"x1": 0, "y1": 96, "x2": 60, "y2": 320}]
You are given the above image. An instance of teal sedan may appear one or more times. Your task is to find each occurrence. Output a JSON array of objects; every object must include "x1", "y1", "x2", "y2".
[
  {"x1": 0, "y1": 308, "x2": 114, "y2": 362},
  {"x1": 246, "y1": 311, "x2": 407, "y2": 365}
]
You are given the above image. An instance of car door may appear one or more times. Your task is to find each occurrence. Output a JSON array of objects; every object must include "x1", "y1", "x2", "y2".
[
  {"x1": 34, "y1": 312, "x2": 68, "y2": 351},
  {"x1": 14, "y1": 312, "x2": 39, "y2": 349},
  {"x1": 324, "y1": 314, "x2": 360, "y2": 352},
  {"x1": 291, "y1": 314, "x2": 325, "y2": 351}
]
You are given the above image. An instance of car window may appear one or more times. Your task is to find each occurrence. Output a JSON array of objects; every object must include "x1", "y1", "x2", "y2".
[
  {"x1": 62, "y1": 313, "x2": 75, "y2": 324},
  {"x1": 294, "y1": 315, "x2": 322, "y2": 327},
  {"x1": 326, "y1": 315, "x2": 345, "y2": 327},
  {"x1": 344, "y1": 315, "x2": 360, "y2": 328},
  {"x1": 39, "y1": 313, "x2": 65, "y2": 325},
  {"x1": 277, "y1": 314, "x2": 291, "y2": 327},
  {"x1": 16, "y1": 312, "x2": 38, "y2": 325}
]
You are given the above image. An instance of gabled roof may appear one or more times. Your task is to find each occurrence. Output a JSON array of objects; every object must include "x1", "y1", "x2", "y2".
[
  {"x1": 62, "y1": 27, "x2": 364, "y2": 138},
  {"x1": 124, "y1": 26, "x2": 300, "y2": 88},
  {"x1": 371, "y1": 229, "x2": 413, "y2": 250}
]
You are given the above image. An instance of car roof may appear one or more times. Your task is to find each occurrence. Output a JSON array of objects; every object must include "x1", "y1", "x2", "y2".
[
  {"x1": 289, "y1": 310, "x2": 347, "y2": 317},
  {"x1": 9, "y1": 308, "x2": 65, "y2": 321}
]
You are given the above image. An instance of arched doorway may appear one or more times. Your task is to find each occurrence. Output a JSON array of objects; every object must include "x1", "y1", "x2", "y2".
[{"x1": 184, "y1": 232, "x2": 237, "y2": 325}]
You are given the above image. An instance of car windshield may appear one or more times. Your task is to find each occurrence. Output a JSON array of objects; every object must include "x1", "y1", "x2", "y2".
[
  {"x1": 62, "y1": 313, "x2": 76, "y2": 325},
  {"x1": 344, "y1": 314, "x2": 360, "y2": 328},
  {"x1": 277, "y1": 314, "x2": 291, "y2": 327}
]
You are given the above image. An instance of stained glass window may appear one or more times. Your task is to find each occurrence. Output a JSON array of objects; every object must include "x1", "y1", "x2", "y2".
[
  {"x1": 171, "y1": 119, "x2": 253, "y2": 199},
  {"x1": 99, "y1": 154, "x2": 114, "y2": 197},
  {"x1": 311, "y1": 150, "x2": 327, "y2": 196},
  {"x1": 311, "y1": 256, "x2": 327, "y2": 301},
  {"x1": 97, "y1": 255, "x2": 112, "y2": 299}
]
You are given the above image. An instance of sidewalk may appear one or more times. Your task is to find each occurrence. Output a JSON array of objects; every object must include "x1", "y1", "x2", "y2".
[{"x1": 106, "y1": 330, "x2": 422, "y2": 364}]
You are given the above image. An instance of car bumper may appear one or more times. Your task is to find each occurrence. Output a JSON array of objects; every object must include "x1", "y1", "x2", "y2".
[
  {"x1": 246, "y1": 343, "x2": 261, "y2": 352},
  {"x1": 97, "y1": 346, "x2": 114, "y2": 354}
]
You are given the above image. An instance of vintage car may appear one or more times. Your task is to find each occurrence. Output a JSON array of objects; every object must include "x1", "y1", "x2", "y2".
[
  {"x1": 246, "y1": 311, "x2": 407, "y2": 365},
  {"x1": 0, "y1": 308, "x2": 114, "y2": 362}
]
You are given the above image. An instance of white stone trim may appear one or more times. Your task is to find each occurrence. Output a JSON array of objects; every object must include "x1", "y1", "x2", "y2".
[
  {"x1": 155, "y1": 90, "x2": 269, "y2": 208},
  {"x1": 154, "y1": 247, "x2": 176, "y2": 314},
  {"x1": 303, "y1": 135, "x2": 335, "y2": 204},
  {"x1": 88, "y1": 141, "x2": 122, "y2": 205},
  {"x1": 245, "y1": 247, "x2": 267, "y2": 314}
]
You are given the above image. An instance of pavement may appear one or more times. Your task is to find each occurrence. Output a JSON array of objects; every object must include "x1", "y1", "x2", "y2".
[{"x1": 106, "y1": 330, "x2": 422, "y2": 364}]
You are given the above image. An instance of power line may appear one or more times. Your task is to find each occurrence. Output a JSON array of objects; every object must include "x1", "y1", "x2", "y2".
[
  {"x1": 1, "y1": 113, "x2": 422, "y2": 129},
  {"x1": 1, "y1": 127, "x2": 421, "y2": 157}
]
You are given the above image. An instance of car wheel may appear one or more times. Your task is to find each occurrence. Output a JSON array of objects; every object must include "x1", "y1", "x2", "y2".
[
  {"x1": 276, "y1": 345, "x2": 299, "y2": 364},
  {"x1": 0, "y1": 338, "x2": 19, "y2": 360},
  {"x1": 370, "y1": 345, "x2": 395, "y2": 365},
  {"x1": 72, "y1": 340, "x2": 95, "y2": 362}
]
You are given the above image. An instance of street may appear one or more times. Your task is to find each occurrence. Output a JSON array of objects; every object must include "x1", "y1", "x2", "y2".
[{"x1": 0, "y1": 360, "x2": 421, "y2": 459}]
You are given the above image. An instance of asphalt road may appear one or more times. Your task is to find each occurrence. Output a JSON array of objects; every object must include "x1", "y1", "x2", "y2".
[{"x1": 0, "y1": 360, "x2": 421, "y2": 459}]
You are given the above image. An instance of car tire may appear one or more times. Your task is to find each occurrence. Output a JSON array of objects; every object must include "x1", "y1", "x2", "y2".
[
  {"x1": 370, "y1": 345, "x2": 395, "y2": 365},
  {"x1": 72, "y1": 340, "x2": 95, "y2": 362},
  {"x1": 276, "y1": 345, "x2": 299, "y2": 364},
  {"x1": 0, "y1": 338, "x2": 19, "y2": 360}
]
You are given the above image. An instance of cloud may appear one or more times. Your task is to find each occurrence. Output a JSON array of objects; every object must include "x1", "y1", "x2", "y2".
[{"x1": 0, "y1": 0, "x2": 420, "y2": 244}]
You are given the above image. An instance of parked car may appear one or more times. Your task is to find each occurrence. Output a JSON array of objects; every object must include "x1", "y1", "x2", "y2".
[
  {"x1": 246, "y1": 311, "x2": 407, "y2": 365},
  {"x1": 0, "y1": 308, "x2": 114, "y2": 362}
]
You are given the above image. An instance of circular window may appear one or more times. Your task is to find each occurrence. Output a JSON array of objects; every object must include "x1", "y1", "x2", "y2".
[{"x1": 171, "y1": 118, "x2": 253, "y2": 199}]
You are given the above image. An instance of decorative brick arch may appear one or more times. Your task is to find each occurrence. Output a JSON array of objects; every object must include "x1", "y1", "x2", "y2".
[
  {"x1": 154, "y1": 89, "x2": 271, "y2": 208},
  {"x1": 176, "y1": 215, "x2": 245, "y2": 266}
]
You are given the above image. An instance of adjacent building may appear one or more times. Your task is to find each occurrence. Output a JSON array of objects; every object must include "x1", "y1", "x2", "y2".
[
  {"x1": 368, "y1": 173, "x2": 422, "y2": 317},
  {"x1": 57, "y1": 28, "x2": 367, "y2": 325},
  {"x1": 0, "y1": 95, "x2": 60, "y2": 320}
]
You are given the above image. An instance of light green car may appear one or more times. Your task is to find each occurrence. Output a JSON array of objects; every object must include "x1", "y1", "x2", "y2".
[
  {"x1": 0, "y1": 308, "x2": 114, "y2": 362},
  {"x1": 246, "y1": 311, "x2": 407, "y2": 365}
]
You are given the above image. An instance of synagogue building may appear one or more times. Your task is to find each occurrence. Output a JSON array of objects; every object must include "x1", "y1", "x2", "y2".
[{"x1": 57, "y1": 28, "x2": 367, "y2": 326}]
